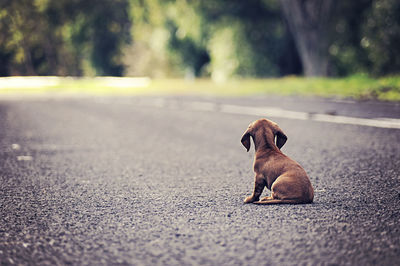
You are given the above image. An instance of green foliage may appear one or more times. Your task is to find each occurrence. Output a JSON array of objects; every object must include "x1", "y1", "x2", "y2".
[
  {"x1": 165, "y1": 19, "x2": 210, "y2": 77},
  {"x1": 188, "y1": 0, "x2": 301, "y2": 78},
  {"x1": 127, "y1": 0, "x2": 301, "y2": 79},
  {"x1": 362, "y1": 0, "x2": 400, "y2": 75},
  {"x1": 328, "y1": 0, "x2": 400, "y2": 76},
  {"x1": 0, "y1": 0, "x2": 130, "y2": 76},
  {"x1": 85, "y1": 0, "x2": 131, "y2": 76},
  {"x1": 0, "y1": 0, "x2": 399, "y2": 79},
  {"x1": 48, "y1": 0, "x2": 131, "y2": 76},
  {"x1": 0, "y1": 0, "x2": 49, "y2": 75}
]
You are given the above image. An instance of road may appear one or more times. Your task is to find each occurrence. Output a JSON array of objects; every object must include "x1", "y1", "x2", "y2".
[{"x1": 1, "y1": 95, "x2": 400, "y2": 265}]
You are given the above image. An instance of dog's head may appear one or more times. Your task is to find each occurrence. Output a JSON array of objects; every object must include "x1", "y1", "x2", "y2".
[{"x1": 241, "y1": 118, "x2": 287, "y2": 152}]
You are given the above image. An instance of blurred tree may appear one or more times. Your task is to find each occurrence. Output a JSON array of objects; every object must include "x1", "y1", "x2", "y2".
[
  {"x1": 123, "y1": 0, "x2": 301, "y2": 79},
  {"x1": 280, "y1": 0, "x2": 334, "y2": 77},
  {"x1": 124, "y1": 0, "x2": 174, "y2": 77},
  {"x1": 327, "y1": 0, "x2": 373, "y2": 76},
  {"x1": 362, "y1": 0, "x2": 400, "y2": 75},
  {"x1": 164, "y1": 0, "x2": 210, "y2": 78},
  {"x1": 0, "y1": 0, "x2": 130, "y2": 76},
  {"x1": 1, "y1": 0, "x2": 398, "y2": 78},
  {"x1": 189, "y1": 0, "x2": 302, "y2": 79},
  {"x1": 46, "y1": 0, "x2": 131, "y2": 76},
  {"x1": 166, "y1": 20, "x2": 210, "y2": 78},
  {"x1": 0, "y1": 0, "x2": 45, "y2": 75},
  {"x1": 327, "y1": 0, "x2": 400, "y2": 76}
]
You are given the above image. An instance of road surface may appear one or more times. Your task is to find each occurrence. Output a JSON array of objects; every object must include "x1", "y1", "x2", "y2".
[{"x1": 1, "y1": 95, "x2": 399, "y2": 265}]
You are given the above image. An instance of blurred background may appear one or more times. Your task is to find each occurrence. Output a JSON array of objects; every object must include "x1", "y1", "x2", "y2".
[{"x1": 0, "y1": 0, "x2": 399, "y2": 81}]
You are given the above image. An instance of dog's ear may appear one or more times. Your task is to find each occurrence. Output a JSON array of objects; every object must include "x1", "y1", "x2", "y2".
[
  {"x1": 275, "y1": 130, "x2": 287, "y2": 150},
  {"x1": 241, "y1": 130, "x2": 252, "y2": 152}
]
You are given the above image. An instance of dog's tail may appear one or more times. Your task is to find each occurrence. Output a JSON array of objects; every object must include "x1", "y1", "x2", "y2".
[{"x1": 253, "y1": 199, "x2": 309, "y2": 205}]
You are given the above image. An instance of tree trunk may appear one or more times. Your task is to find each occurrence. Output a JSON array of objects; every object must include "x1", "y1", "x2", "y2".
[
  {"x1": 280, "y1": 0, "x2": 334, "y2": 77},
  {"x1": 21, "y1": 39, "x2": 36, "y2": 76}
]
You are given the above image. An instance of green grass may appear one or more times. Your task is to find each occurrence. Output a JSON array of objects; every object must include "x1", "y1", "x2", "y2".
[{"x1": 1, "y1": 75, "x2": 400, "y2": 101}]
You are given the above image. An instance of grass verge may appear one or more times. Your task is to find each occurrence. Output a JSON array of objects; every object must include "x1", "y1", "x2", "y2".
[{"x1": 0, "y1": 75, "x2": 399, "y2": 101}]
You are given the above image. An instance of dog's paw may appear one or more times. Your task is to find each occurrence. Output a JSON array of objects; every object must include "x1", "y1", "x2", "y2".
[
  {"x1": 260, "y1": 196, "x2": 272, "y2": 201},
  {"x1": 244, "y1": 196, "x2": 255, "y2": 204}
]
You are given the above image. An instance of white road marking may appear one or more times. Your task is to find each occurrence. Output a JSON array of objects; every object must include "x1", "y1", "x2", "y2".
[
  {"x1": 186, "y1": 101, "x2": 400, "y2": 129},
  {"x1": 309, "y1": 113, "x2": 400, "y2": 129}
]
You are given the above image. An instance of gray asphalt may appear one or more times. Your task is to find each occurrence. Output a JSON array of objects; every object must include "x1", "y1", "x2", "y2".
[{"x1": 1, "y1": 95, "x2": 399, "y2": 265}]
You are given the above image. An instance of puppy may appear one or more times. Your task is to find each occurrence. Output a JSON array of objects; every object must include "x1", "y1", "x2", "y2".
[{"x1": 241, "y1": 118, "x2": 314, "y2": 204}]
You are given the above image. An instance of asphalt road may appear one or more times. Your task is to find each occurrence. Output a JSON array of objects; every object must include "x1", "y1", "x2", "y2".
[{"x1": 1, "y1": 95, "x2": 399, "y2": 265}]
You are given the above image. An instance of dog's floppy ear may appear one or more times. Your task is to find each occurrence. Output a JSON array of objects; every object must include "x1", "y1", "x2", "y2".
[
  {"x1": 241, "y1": 129, "x2": 252, "y2": 152},
  {"x1": 275, "y1": 130, "x2": 287, "y2": 150}
]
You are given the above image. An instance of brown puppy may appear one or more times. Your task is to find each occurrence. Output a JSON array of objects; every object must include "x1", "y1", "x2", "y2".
[{"x1": 241, "y1": 118, "x2": 314, "y2": 204}]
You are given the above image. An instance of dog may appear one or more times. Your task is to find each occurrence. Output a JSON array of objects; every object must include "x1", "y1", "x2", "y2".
[{"x1": 241, "y1": 118, "x2": 314, "y2": 204}]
